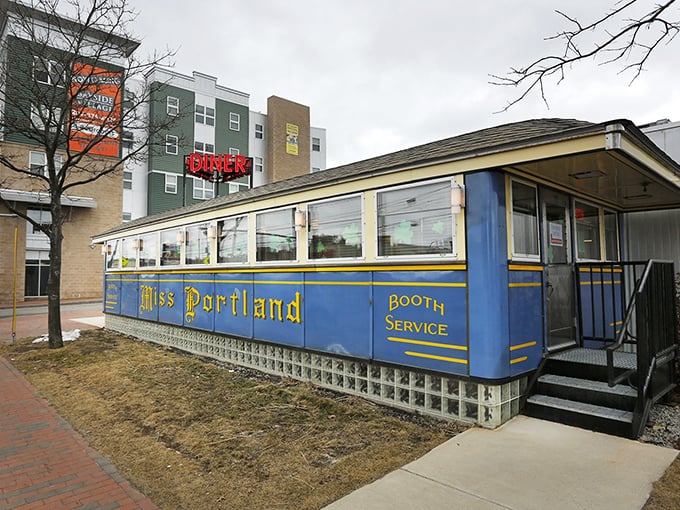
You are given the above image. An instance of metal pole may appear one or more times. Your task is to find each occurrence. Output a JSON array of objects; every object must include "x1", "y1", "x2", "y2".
[{"x1": 12, "y1": 226, "x2": 18, "y2": 344}]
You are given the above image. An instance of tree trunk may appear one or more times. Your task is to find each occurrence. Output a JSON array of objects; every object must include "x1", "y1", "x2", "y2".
[{"x1": 47, "y1": 199, "x2": 64, "y2": 349}]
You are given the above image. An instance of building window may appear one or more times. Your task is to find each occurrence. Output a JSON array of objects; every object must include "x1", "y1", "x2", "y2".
[
  {"x1": 122, "y1": 90, "x2": 137, "y2": 111},
  {"x1": 160, "y1": 229, "x2": 180, "y2": 266},
  {"x1": 604, "y1": 209, "x2": 619, "y2": 261},
  {"x1": 195, "y1": 104, "x2": 215, "y2": 126},
  {"x1": 312, "y1": 137, "x2": 321, "y2": 152},
  {"x1": 218, "y1": 215, "x2": 248, "y2": 264},
  {"x1": 31, "y1": 104, "x2": 61, "y2": 132},
  {"x1": 194, "y1": 141, "x2": 214, "y2": 154},
  {"x1": 229, "y1": 147, "x2": 239, "y2": 156},
  {"x1": 377, "y1": 179, "x2": 454, "y2": 257},
  {"x1": 122, "y1": 212, "x2": 132, "y2": 222},
  {"x1": 229, "y1": 112, "x2": 240, "y2": 131},
  {"x1": 228, "y1": 182, "x2": 248, "y2": 193},
  {"x1": 309, "y1": 196, "x2": 363, "y2": 260},
  {"x1": 166, "y1": 134, "x2": 178, "y2": 155},
  {"x1": 312, "y1": 167, "x2": 320, "y2": 173},
  {"x1": 193, "y1": 177, "x2": 214, "y2": 200},
  {"x1": 121, "y1": 130, "x2": 134, "y2": 150},
  {"x1": 255, "y1": 123, "x2": 264, "y2": 139},
  {"x1": 29, "y1": 151, "x2": 61, "y2": 177},
  {"x1": 575, "y1": 202, "x2": 601, "y2": 261},
  {"x1": 33, "y1": 57, "x2": 64, "y2": 86},
  {"x1": 254, "y1": 156, "x2": 263, "y2": 172},
  {"x1": 185, "y1": 223, "x2": 210, "y2": 265},
  {"x1": 256, "y1": 208, "x2": 296, "y2": 262},
  {"x1": 510, "y1": 180, "x2": 540, "y2": 259},
  {"x1": 138, "y1": 233, "x2": 158, "y2": 267},
  {"x1": 123, "y1": 170, "x2": 132, "y2": 190},
  {"x1": 165, "y1": 173, "x2": 177, "y2": 194},
  {"x1": 167, "y1": 96, "x2": 179, "y2": 116}
]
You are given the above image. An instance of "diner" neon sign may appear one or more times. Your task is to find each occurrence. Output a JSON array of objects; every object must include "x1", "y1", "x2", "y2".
[{"x1": 184, "y1": 153, "x2": 253, "y2": 183}]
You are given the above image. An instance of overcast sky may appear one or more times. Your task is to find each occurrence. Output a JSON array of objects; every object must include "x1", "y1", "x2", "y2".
[{"x1": 130, "y1": 0, "x2": 680, "y2": 168}]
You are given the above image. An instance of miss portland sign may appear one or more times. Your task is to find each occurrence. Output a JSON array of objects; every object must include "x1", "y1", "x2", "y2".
[{"x1": 184, "y1": 153, "x2": 253, "y2": 183}]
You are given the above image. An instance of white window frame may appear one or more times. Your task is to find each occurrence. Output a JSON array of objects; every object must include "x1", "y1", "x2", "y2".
[
  {"x1": 166, "y1": 96, "x2": 179, "y2": 116},
  {"x1": 165, "y1": 134, "x2": 178, "y2": 155},
  {"x1": 194, "y1": 141, "x2": 215, "y2": 155},
  {"x1": 255, "y1": 123, "x2": 264, "y2": 139},
  {"x1": 375, "y1": 177, "x2": 457, "y2": 260},
  {"x1": 308, "y1": 193, "x2": 365, "y2": 263},
  {"x1": 254, "y1": 156, "x2": 264, "y2": 172},
  {"x1": 193, "y1": 177, "x2": 214, "y2": 200},
  {"x1": 509, "y1": 178, "x2": 541, "y2": 262},
  {"x1": 229, "y1": 112, "x2": 240, "y2": 131},
  {"x1": 165, "y1": 173, "x2": 177, "y2": 194},
  {"x1": 255, "y1": 206, "x2": 298, "y2": 264},
  {"x1": 574, "y1": 199, "x2": 603, "y2": 262},
  {"x1": 31, "y1": 104, "x2": 61, "y2": 132},
  {"x1": 229, "y1": 147, "x2": 240, "y2": 156},
  {"x1": 312, "y1": 137, "x2": 321, "y2": 152},
  {"x1": 33, "y1": 57, "x2": 64, "y2": 86},
  {"x1": 123, "y1": 170, "x2": 133, "y2": 190},
  {"x1": 29, "y1": 151, "x2": 62, "y2": 177},
  {"x1": 195, "y1": 104, "x2": 215, "y2": 126}
]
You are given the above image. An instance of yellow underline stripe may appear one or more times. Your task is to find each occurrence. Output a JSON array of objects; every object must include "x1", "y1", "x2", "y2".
[
  {"x1": 388, "y1": 336, "x2": 467, "y2": 351},
  {"x1": 510, "y1": 341, "x2": 537, "y2": 351},
  {"x1": 508, "y1": 282, "x2": 541, "y2": 288},
  {"x1": 578, "y1": 267, "x2": 622, "y2": 273},
  {"x1": 404, "y1": 351, "x2": 468, "y2": 364},
  {"x1": 106, "y1": 264, "x2": 468, "y2": 275},
  {"x1": 580, "y1": 280, "x2": 621, "y2": 285},
  {"x1": 373, "y1": 282, "x2": 466, "y2": 288},
  {"x1": 510, "y1": 356, "x2": 528, "y2": 364},
  {"x1": 610, "y1": 320, "x2": 623, "y2": 326},
  {"x1": 508, "y1": 264, "x2": 543, "y2": 271}
]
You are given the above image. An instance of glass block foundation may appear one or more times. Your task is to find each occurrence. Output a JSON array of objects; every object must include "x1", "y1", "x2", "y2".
[{"x1": 106, "y1": 315, "x2": 526, "y2": 428}]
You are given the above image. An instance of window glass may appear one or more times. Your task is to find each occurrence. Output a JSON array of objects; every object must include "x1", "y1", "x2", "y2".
[
  {"x1": 123, "y1": 171, "x2": 132, "y2": 190},
  {"x1": 255, "y1": 123, "x2": 264, "y2": 139},
  {"x1": 186, "y1": 223, "x2": 211, "y2": 265},
  {"x1": 166, "y1": 134, "x2": 178, "y2": 155},
  {"x1": 575, "y1": 202, "x2": 601, "y2": 260},
  {"x1": 193, "y1": 178, "x2": 214, "y2": 200},
  {"x1": 139, "y1": 233, "x2": 157, "y2": 267},
  {"x1": 106, "y1": 239, "x2": 121, "y2": 268},
  {"x1": 309, "y1": 196, "x2": 362, "y2": 259},
  {"x1": 312, "y1": 137, "x2": 321, "y2": 151},
  {"x1": 256, "y1": 208, "x2": 296, "y2": 262},
  {"x1": 604, "y1": 210, "x2": 619, "y2": 261},
  {"x1": 218, "y1": 215, "x2": 248, "y2": 263},
  {"x1": 165, "y1": 174, "x2": 177, "y2": 194},
  {"x1": 166, "y1": 96, "x2": 179, "y2": 116},
  {"x1": 229, "y1": 112, "x2": 240, "y2": 131},
  {"x1": 377, "y1": 180, "x2": 453, "y2": 257},
  {"x1": 511, "y1": 181, "x2": 539, "y2": 258},
  {"x1": 121, "y1": 238, "x2": 137, "y2": 268},
  {"x1": 160, "y1": 230, "x2": 181, "y2": 266}
]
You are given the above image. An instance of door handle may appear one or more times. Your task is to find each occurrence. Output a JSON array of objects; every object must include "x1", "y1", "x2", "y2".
[{"x1": 546, "y1": 281, "x2": 554, "y2": 298}]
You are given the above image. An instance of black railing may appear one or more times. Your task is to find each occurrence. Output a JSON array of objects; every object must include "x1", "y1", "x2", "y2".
[{"x1": 577, "y1": 260, "x2": 678, "y2": 437}]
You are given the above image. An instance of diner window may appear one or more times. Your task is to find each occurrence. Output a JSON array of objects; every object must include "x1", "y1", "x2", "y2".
[
  {"x1": 255, "y1": 123, "x2": 264, "y2": 139},
  {"x1": 229, "y1": 112, "x2": 240, "y2": 131},
  {"x1": 312, "y1": 137, "x2": 321, "y2": 151},
  {"x1": 167, "y1": 96, "x2": 179, "y2": 116},
  {"x1": 604, "y1": 209, "x2": 619, "y2": 261},
  {"x1": 377, "y1": 180, "x2": 453, "y2": 257},
  {"x1": 166, "y1": 134, "x2": 178, "y2": 155},
  {"x1": 165, "y1": 173, "x2": 178, "y2": 194},
  {"x1": 186, "y1": 223, "x2": 211, "y2": 265},
  {"x1": 138, "y1": 233, "x2": 158, "y2": 267},
  {"x1": 195, "y1": 104, "x2": 215, "y2": 126},
  {"x1": 308, "y1": 196, "x2": 362, "y2": 260},
  {"x1": 193, "y1": 178, "x2": 214, "y2": 200},
  {"x1": 218, "y1": 215, "x2": 248, "y2": 263},
  {"x1": 511, "y1": 181, "x2": 540, "y2": 259},
  {"x1": 106, "y1": 239, "x2": 121, "y2": 269},
  {"x1": 575, "y1": 202, "x2": 601, "y2": 260},
  {"x1": 160, "y1": 230, "x2": 180, "y2": 266},
  {"x1": 256, "y1": 208, "x2": 296, "y2": 262},
  {"x1": 120, "y1": 238, "x2": 137, "y2": 268}
]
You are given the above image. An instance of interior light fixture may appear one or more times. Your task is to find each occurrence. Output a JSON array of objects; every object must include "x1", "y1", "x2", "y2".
[
  {"x1": 176, "y1": 230, "x2": 186, "y2": 244},
  {"x1": 294, "y1": 209, "x2": 307, "y2": 231},
  {"x1": 207, "y1": 225, "x2": 217, "y2": 239}
]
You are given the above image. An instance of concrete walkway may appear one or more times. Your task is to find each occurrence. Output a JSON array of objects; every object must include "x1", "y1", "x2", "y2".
[
  {"x1": 0, "y1": 356, "x2": 156, "y2": 510},
  {"x1": 325, "y1": 415, "x2": 678, "y2": 510}
]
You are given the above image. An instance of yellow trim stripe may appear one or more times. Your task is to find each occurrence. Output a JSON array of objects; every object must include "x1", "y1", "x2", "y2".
[
  {"x1": 374, "y1": 282, "x2": 466, "y2": 288},
  {"x1": 580, "y1": 280, "x2": 621, "y2": 286},
  {"x1": 508, "y1": 282, "x2": 541, "y2": 288},
  {"x1": 578, "y1": 267, "x2": 622, "y2": 273},
  {"x1": 510, "y1": 341, "x2": 537, "y2": 351},
  {"x1": 129, "y1": 279, "x2": 464, "y2": 287},
  {"x1": 388, "y1": 336, "x2": 467, "y2": 351},
  {"x1": 508, "y1": 264, "x2": 543, "y2": 272},
  {"x1": 404, "y1": 351, "x2": 468, "y2": 364},
  {"x1": 510, "y1": 356, "x2": 528, "y2": 365},
  {"x1": 107, "y1": 264, "x2": 468, "y2": 276},
  {"x1": 610, "y1": 320, "x2": 623, "y2": 326}
]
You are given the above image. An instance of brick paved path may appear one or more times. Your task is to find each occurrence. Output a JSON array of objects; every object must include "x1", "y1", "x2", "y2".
[{"x1": 0, "y1": 356, "x2": 157, "y2": 510}]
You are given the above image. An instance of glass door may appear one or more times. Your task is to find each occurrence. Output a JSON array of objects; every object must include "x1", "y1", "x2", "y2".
[{"x1": 541, "y1": 189, "x2": 576, "y2": 350}]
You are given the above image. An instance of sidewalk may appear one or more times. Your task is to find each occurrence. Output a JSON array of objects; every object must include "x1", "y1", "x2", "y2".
[
  {"x1": 324, "y1": 415, "x2": 679, "y2": 510},
  {"x1": 0, "y1": 356, "x2": 156, "y2": 509}
]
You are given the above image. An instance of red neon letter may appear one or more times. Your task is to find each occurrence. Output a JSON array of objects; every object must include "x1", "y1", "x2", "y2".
[
  {"x1": 234, "y1": 155, "x2": 247, "y2": 175},
  {"x1": 188, "y1": 153, "x2": 202, "y2": 173}
]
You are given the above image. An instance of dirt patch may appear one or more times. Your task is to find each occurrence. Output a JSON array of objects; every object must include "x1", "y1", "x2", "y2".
[{"x1": 1, "y1": 330, "x2": 463, "y2": 509}]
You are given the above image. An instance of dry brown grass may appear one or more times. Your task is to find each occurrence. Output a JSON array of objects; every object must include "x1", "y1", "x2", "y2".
[{"x1": 0, "y1": 330, "x2": 464, "y2": 510}]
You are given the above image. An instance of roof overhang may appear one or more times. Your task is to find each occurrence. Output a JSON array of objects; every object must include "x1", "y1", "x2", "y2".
[{"x1": 0, "y1": 189, "x2": 97, "y2": 208}]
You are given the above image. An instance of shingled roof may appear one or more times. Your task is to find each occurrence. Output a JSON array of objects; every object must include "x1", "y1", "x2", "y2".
[{"x1": 99, "y1": 118, "x2": 604, "y2": 237}]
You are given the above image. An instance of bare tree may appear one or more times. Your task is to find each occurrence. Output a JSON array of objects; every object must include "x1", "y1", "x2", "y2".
[
  {"x1": 0, "y1": 0, "x2": 176, "y2": 348},
  {"x1": 491, "y1": 0, "x2": 679, "y2": 111}
]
